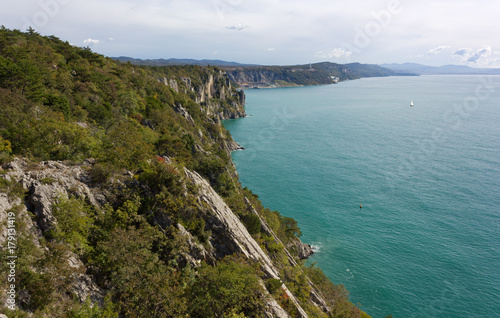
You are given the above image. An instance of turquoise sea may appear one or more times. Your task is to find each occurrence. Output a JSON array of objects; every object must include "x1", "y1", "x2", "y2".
[{"x1": 223, "y1": 76, "x2": 500, "y2": 318}]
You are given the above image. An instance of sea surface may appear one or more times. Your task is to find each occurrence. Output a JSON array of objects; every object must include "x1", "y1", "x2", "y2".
[{"x1": 223, "y1": 75, "x2": 500, "y2": 318}]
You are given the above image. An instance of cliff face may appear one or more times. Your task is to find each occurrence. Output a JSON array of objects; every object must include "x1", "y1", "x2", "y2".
[
  {"x1": 0, "y1": 28, "x2": 370, "y2": 318},
  {"x1": 225, "y1": 67, "x2": 335, "y2": 88},
  {"x1": 225, "y1": 62, "x2": 403, "y2": 88},
  {"x1": 0, "y1": 158, "x2": 326, "y2": 317},
  {"x1": 161, "y1": 68, "x2": 246, "y2": 119}
]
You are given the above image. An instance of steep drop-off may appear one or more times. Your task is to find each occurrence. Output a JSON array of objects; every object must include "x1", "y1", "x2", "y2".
[
  {"x1": 225, "y1": 62, "x2": 412, "y2": 88},
  {"x1": 0, "y1": 28, "x2": 369, "y2": 318}
]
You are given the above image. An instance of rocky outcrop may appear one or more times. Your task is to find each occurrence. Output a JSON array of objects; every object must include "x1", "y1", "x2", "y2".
[
  {"x1": 0, "y1": 156, "x2": 330, "y2": 317},
  {"x1": 289, "y1": 240, "x2": 314, "y2": 260},
  {"x1": 0, "y1": 158, "x2": 105, "y2": 307},
  {"x1": 226, "y1": 69, "x2": 296, "y2": 88},
  {"x1": 245, "y1": 198, "x2": 330, "y2": 313},
  {"x1": 173, "y1": 103, "x2": 195, "y2": 123},
  {"x1": 185, "y1": 169, "x2": 312, "y2": 318},
  {"x1": 161, "y1": 68, "x2": 246, "y2": 120},
  {"x1": 176, "y1": 223, "x2": 212, "y2": 267},
  {"x1": 8, "y1": 159, "x2": 98, "y2": 233}
]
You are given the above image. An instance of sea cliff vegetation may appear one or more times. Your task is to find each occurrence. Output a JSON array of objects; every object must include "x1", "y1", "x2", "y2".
[{"x1": 0, "y1": 27, "x2": 370, "y2": 318}]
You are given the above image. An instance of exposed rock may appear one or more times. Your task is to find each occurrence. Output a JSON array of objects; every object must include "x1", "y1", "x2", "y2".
[
  {"x1": 176, "y1": 223, "x2": 212, "y2": 267},
  {"x1": 0, "y1": 158, "x2": 104, "y2": 307},
  {"x1": 245, "y1": 198, "x2": 330, "y2": 313},
  {"x1": 224, "y1": 139, "x2": 245, "y2": 152},
  {"x1": 185, "y1": 169, "x2": 309, "y2": 318},
  {"x1": 4, "y1": 159, "x2": 97, "y2": 233},
  {"x1": 174, "y1": 103, "x2": 195, "y2": 123},
  {"x1": 161, "y1": 69, "x2": 246, "y2": 120},
  {"x1": 289, "y1": 240, "x2": 314, "y2": 260},
  {"x1": 72, "y1": 274, "x2": 104, "y2": 306},
  {"x1": 264, "y1": 295, "x2": 291, "y2": 318},
  {"x1": 0, "y1": 194, "x2": 36, "y2": 246},
  {"x1": 162, "y1": 77, "x2": 179, "y2": 93},
  {"x1": 237, "y1": 89, "x2": 245, "y2": 106}
]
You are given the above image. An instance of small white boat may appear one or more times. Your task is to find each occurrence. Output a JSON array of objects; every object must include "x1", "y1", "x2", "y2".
[{"x1": 410, "y1": 100, "x2": 414, "y2": 107}]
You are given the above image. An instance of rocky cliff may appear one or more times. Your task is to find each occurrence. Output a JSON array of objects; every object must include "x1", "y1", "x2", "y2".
[
  {"x1": 225, "y1": 67, "x2": 335, "y2": 88},
  {"x1": 0, "y1": 28, "x2": 369, "y2": 318},
  {"x1": 161, "y1": 68, "x2": 246, "y2": 119},
  {"x1": 225, "y1": 62, "x2": 405, "y2": 88},
  {"x1": 0, "y1": 157, "x2": 326, "y2": 317}
]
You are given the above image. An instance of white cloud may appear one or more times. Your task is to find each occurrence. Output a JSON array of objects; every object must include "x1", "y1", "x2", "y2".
[
  {"x1": 2, "y1": 0, "x2": 500, "y2": 65},
  {"x1": 315, "y1": 48, "x2": 353, "y2": 59},
  {"x1": 452, "y1": 48, "x2": 473, "y2": 57},
  {"x1": 226, "y1": 24, "x2": 248, "y2": 31},
  {"x1": 266, "y1": 48, "x2": 275, "y2": 52},
  {"x1": 452, "y1": 46, "x2": 493, "y2": 65},
  {"x1": 83, "y1": 38, "x2": 100, "y2": 46},
  {"x1": 427, "y1": 45, "x2": 450, "y2": 55}
]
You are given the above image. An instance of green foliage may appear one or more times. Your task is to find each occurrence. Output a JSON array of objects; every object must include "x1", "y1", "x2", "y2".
[
  {"x1": 91, "y1": 227, "x2": 188, "y2": 317},
  {"x1": 0, "y1": 174, "x2": 26, "y2": 199},
  {"x1": 68, "y1": 297, "x2": 119, "y2": 318},
  {"x1": 242, "y1": 212, "x2": 261, "y2": 235},
  {"x1": 265, "y1": 278, "x2": 283, "y2": 295},
  {"x1": 261, "y1": 234, "x2": 284, "y2": 254},
  {"x1": 47, "y1": 195, "x2": 92, "y2": 253},
  {"x1": 214, "y1": 170, "x2": 236, "y2": 197},
  {"x1": 187, "y1": 256, "x2": 266, "y2": 317},
  {"x1": 0, "y1": 28, "x2": 368, "y2": 318},
  {"x1": 0, "y1": 135, "x2": 11, "y2": 153},
  {"x1": 225, "y1": 62, "x2": 398, "y2": 88},
  {"x1": 18, "y1": 242, "x2": 82, "y2": 313},
  {"x1": 281, "y1": 215, "x2": 302, "y2": 238},
  {"x1": 101, "y1": 120, "x2": 154, "y2": 169},
  {"x1": 90, "y1": 162, "x2": 117, "y2": 184},
  {"x1": 39, "y1": 176, "x2": 56, "y2": 184},
  {"x1": 44, "y1": 93, "x2": 71, "y2": 119}
]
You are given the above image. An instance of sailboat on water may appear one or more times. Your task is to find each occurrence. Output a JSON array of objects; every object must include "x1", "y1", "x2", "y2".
[{"x1": 410, "y1": 100, "x2": 414, "y2": 107}]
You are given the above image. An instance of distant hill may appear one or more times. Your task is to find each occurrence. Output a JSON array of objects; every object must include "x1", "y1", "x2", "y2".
[
  {"x1": 114, "y1": 57, "x2": 417, "y2": 88},
  {"x1": 113, "y1": 56, "x2": 257, "y2": 67},
  {"x1": 225, "y1": 62, "x2": 416, "y2": 88},
  {"x1": 381, "y1": 63, "x2": 500, "y2": 75}
]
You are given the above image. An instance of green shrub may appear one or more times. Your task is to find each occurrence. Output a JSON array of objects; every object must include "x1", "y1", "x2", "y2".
[
  {"x1": 47, "y1": 196, "x2": 91, "y2": 253},
  {"x1": 243, "y1": 213, "x2": 262, "y2": 235},
  {"x1": 187, "y1": 256, "x2": 266, "y2": 318},
  {"x1": 265, "y1": 278, "x2": 282, "y2": 295}
]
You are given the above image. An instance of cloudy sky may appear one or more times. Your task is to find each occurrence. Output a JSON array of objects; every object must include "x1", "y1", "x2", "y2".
[{"x1": 3, "y1": 0, "x2": 500, "y2": 66}]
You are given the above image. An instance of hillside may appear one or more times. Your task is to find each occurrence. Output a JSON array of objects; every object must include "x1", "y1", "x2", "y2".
[
  {"x1": 114, "y1": 57, "x2": 416, "y2": 88},
  {"x1": 113, "y1": 56, "x2": 257, "y2": 67},
  {"x1": 0, "y1": 28, "x2": 370, "y2": 317},
  {"x1": 224, "y1": 62, "x2": 415, "y2": 88}
]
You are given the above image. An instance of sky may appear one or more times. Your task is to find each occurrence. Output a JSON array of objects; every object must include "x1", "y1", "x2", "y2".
[{"x1": 2, "y1": 0, "x2": 500, "y2": 67}]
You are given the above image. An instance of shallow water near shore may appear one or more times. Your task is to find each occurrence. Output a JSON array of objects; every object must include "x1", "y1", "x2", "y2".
[{"x1": 223, "y1": 75, "x2": 500, "y2": 318}]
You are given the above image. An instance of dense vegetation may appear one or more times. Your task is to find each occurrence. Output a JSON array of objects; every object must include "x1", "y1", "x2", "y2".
[
  {"x1": 0, "y1": 27, "x2": 370, "y2": 317},
  {"x1": 116, "y1": 58, "x2": 410, "y2": 88},
  {"x1": 210, "y1": 62, "x2": 407, "y2": 88}
]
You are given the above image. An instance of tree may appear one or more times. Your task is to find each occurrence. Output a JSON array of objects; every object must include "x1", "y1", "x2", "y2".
[{"x1": 187, "y1": 256, "x2": 266, "y2": 317}]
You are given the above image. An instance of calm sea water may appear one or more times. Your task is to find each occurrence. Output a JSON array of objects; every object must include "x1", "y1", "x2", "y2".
[{"x1": 223, "y1": 76, "x2": 500, "y2": 318}]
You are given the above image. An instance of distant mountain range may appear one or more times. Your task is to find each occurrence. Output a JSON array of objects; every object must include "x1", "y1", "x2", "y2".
[
  {"x1": 381, "y1": 63, "x2": 500, "y2": 75},
  {"x1": 113, "y1": 56, "x2": 257, "y2": 67},
  {"x1": 114, "y1": 57, "x2": 500, "y2": 76},
  {"x1": 113, "y1": 57, "x2": 416, "y2": 88}
]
